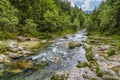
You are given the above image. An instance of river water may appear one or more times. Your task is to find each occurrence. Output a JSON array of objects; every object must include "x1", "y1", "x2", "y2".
[{"x1": 1, "y1": 30, "x2": 87, "y2": 80}]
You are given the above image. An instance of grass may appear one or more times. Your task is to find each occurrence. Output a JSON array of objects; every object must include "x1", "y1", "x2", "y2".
[
  {"x1": 0, "y1": 42, "x2": 9, "y2": 54},
  {"x1": 76, "y1": 61, "x2": 89, "y2": 68},
  {"x1": 0, "y1": 31, "x2": 16, "y2": 40},
  {"x1": 91, "y1": 78, "x2": 97, "y2": 80},
  {"x1": 107, "y1": 50, "x2": 116, "y2": 57},
  {"x1": 51, "y1": 74, "x2": 68, "y2": 80},
  {"x1": 95, "y1": 67, "x2": 103, "y2": 77},
  {"x1": 18, "y1": 40, "x2": 47, "y2": 49},
  {"x1": 84, "y1": 45, "x2": 103, "y2": 77}
]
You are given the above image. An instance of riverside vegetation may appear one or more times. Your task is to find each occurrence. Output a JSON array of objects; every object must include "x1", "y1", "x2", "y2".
[{"x1": 0, "y1": 0, "x2": 120, "y2": 80}]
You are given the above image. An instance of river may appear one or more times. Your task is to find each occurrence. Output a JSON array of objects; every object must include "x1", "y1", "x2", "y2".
[{"x1": 0, "y1": 29, "x2": 87, "y2": 80}]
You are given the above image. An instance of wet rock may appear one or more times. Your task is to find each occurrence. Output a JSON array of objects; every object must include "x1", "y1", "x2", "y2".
[{"x1": 0, "y1": 54, "x2": 10, "y2": 63}]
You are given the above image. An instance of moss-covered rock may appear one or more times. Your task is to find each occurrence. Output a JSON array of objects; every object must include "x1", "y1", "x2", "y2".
[
  {"x1": 4, "y1": 69, "x2": 22, "y2": 74},
  {"x1": 68, "y1": 42, "x2": 82, "y2": 49}
]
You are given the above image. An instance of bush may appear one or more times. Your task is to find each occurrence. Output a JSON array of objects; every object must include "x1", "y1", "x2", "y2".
[{"x1": 107, "y1": 50, "x2": 116, "y2": 56}]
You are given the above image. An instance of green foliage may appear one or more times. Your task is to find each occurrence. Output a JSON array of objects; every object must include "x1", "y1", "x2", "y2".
[
  {"x1": 23, "y1": 19, "x2": 37, "y2": 34},
  {"x1": 84, "y1": 0, "x2": 120, "y2": 36},
  {"x1": 68, "y1": 42, "x2": 82, "y2": 49},
  {"x1": 95, "y1": 67, "x2": 103, "y2": 77},
  {"x1": 107, "y1": 50, "x2": 116, "y2": 56},
  {"x1": 0, "y1": 42, "x2": 9, "y2": 54},
  {"x1": 68, "y1": 42, "x2": 76, "y2": 49},
  {"x1": 51, "y1": 74, "x2": 68, "y2": 80},
  {"x1": 0, "y1": 0, "x2": 85, "y2": 38},
  {"x1": 76, "y1": 61, "x2": 88, "y2": 68},
  {"x1": 91, "y1": 78, "x2": 97, "y2": 80},
  {"x1": 0, "y1": 0, "x2": 18, "y2": 32},
  {"x1": 86, "y1": 47, "x2": 94, "y2": 61},
  {"x1": 0, "y1": 31, "x2": 16, "y2": 40}
]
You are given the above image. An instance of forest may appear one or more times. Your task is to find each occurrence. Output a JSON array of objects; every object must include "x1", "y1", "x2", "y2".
[{"x1": 0, "y1": 0, "x2": 120, "y2": 39}]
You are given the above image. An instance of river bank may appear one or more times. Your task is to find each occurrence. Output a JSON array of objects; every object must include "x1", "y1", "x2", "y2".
[
  {"x1": 0, "y1": 36, "x2": 52, "y2": 76},
  {"x1": 0, "y1": 30, "x2": 120, "y2": 80},
  {"x1": 68, "y1": 35, "x2": 120, "y2": 80}
]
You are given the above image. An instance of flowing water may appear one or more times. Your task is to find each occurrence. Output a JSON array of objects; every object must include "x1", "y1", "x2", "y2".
[{"x1": 1, "y1": 30, "x2": 87, "y2": 80}]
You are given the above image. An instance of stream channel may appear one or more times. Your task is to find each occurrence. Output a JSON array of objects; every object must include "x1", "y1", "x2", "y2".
[{"x1": 1, "y1": 30, "x2": 88, "y2": 80}]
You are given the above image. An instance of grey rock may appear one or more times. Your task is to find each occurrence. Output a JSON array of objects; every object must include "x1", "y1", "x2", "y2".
[{"x1": 0, "y1": 54, "x2": 10, "y2": 63}]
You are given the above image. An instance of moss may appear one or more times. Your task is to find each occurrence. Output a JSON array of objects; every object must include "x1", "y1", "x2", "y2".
[
  {"x1": 51, "y1": 74, "x2": 68, "y2": 80},
  {"x1": 107, "y1": 50, "x2": 116, "y2": 56},
  {"x1": 68, "y1": 42, "x2": 82, "y2": 49},
  {"x1": 112, "y1": 66, "x2": 120, "y2": 73},
  {"x1": 76, "y1": 61, "x2": 88, "y2": 68},
  {"x1": 104, "y1": 78, "x2": 118, "y2": 80},
  {"x1": 68, "y1": 42, "x2": 76, "y2": 49},
  {"x1": 4, "y1": 69, "x2": 22, "y2": 74},
  {"x1": 0, "y1": 42, "x2": 9, "y2": 54},
  {"x1": 95, "y1": 67, "x2": 103, "y2": 77},
  {"x1": 8, "y1": 60, "x2": 37, "y2": 69},
  {"x1": 91, "y1": 78, "x2": 97, "y2": 80},
  {"x1": 117, "y1": 43, "x2": 120, "y2": 50},
  {"x1": 18, "y1": 41, "x2": 40, "y2": 49},
  {"x1": 85, "y1": 47, "x2": 94, "y2": 61}
]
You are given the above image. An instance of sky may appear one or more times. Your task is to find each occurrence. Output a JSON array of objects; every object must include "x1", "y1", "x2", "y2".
[{"x1": 68, "y1": 0, "x2": 105, "y2": 11}]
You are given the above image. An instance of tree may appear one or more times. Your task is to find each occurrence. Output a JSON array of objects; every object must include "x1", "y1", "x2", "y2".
[{"x1": 0, "y1": 0, "x2": 18, "y2": 32}]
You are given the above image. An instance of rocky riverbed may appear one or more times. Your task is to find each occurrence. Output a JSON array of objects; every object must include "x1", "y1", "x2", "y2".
[
  {"x1": 66, "y1": 36, "x2": 120, "y2": 80},
  {"x1": 50, "y1": 36, "x2": 120, "y2": 80},
  {"x1": 0, "y1": 31, "x2": 120, "y2": 80},
  {"x1": 0, "y1": 37, "x2": 50, "y2": 75}
]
